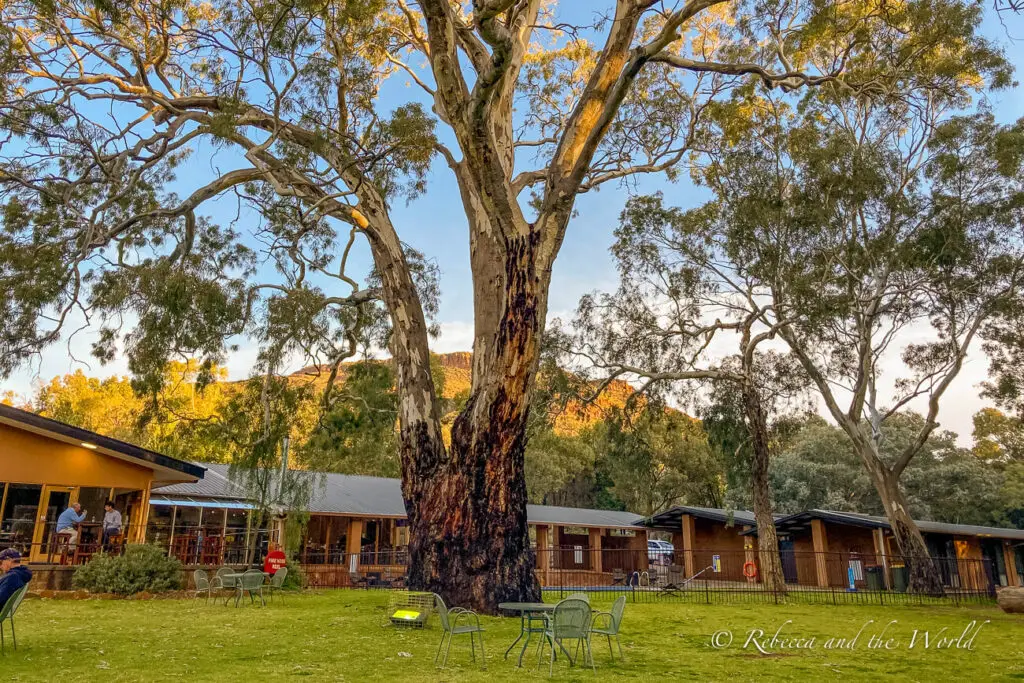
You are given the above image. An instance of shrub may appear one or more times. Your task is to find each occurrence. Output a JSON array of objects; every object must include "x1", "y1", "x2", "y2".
[
  {"x1": 281, "y1": 563, "x2": 305, "y2": 591},
  {"x1": 72, "y1": 544, "x2": 183, "y2": 595}
]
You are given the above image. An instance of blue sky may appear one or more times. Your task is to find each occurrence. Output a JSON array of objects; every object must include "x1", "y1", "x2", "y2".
[{"x1": 3, "y1": 8, "x2": 1022, "y2": 444}]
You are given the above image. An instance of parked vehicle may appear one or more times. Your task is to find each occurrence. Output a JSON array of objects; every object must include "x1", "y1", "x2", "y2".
[{"x1": 647, "y1": 539, "x2": 675, "y2": 565}]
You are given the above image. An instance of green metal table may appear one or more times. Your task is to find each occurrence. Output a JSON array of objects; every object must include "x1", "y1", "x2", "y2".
[
  {"x1": 498, "y1": 602, "x2": 556, "y2": 667},
  {"x1": 223, "y1": 572, "x2": 269, "y2": 607}
]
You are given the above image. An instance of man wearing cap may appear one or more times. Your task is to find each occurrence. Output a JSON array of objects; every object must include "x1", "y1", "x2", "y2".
[{"x1": 0, "y1": 548, "x2": 32, "y2": 609}]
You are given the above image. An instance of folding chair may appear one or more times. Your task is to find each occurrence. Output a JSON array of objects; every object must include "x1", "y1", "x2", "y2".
[{"x1": 0, "y1": 585, "x2": 29, "y2": 654}]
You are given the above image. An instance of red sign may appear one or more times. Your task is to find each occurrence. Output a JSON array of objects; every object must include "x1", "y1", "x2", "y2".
[{"x1": 264, "y1": 550, "x2": 287, "y2": 575}]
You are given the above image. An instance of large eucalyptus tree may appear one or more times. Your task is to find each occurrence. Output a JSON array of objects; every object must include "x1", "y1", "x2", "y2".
[{"x1": 0, "y1": 0, "x2": 1000, "y2": 608}]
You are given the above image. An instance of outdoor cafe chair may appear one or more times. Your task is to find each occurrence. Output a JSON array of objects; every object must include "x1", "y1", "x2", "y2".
[
  {"x1": 589, "y1": 595, "x2": 626, "y2": 661},
  {"x1": 0, "y1": 585, "x2": 29, "y2": 654},
  {"x1": 268, "y1": 567, "x2": 288, "y2": 603},
  {"x1": 610, "y1": 569, "x2": 626, "y2": 586},
  {"x1": 433, "y1": 593, "x2": 486, "y2": 670},
  {"x1": 233, "y1": 569, "x2": 266, "y2": 607},
  {"x1": 212, "y1": 566, "x2": 237, "y2": 589},
  {"x1": 537, "y1": 597, "x2": 595, "y2": 676},
  {"x1": 192, "y1": 569, "x2": 213, "y2": 604}
]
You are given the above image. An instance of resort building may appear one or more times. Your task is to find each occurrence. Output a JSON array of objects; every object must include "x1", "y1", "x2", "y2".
[
  {"x1": 3, "y1": 404, "x2": 1023, "y2": 596},
  {"x1": 154, "y1": 463, "x2": 650, "y2": 587},
  {"x1": 0, "y1": 404, "x2": 203, "y2": 570}
]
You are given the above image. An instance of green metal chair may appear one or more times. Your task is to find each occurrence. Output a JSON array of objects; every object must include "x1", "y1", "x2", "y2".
[
  {"x1": 233, "y1": 569, "x2": 266, "y2": 607},
  {"x1": 537, "y1": 597, "x2": 594, "y2": 676},
  {"x1": 0, "y1": 585, "x2": 29, "y2": 654},
  {"x1": 192, "y1": 569, "x2": 213, "y2": 604},
  {"x1": 212, "y1": 567, "x2": 238, "y2": 591},
  {"x1": 433, "y1": 593, "x2": 486, "y2": 670},
  {"x1": 589, "y1": 595, "x2": 626, "y2": 661},
  {"x1": 268, "y1": 567, "x2": 289, "y2": 603}
]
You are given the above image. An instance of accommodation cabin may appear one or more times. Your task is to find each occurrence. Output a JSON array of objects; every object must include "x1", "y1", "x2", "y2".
[
  {"x1": 758, "y1": 509, "x2": 1024, "y2": 591},
  {"x1": 645, "y1": 506, "x2": 761, "y2": 581}
]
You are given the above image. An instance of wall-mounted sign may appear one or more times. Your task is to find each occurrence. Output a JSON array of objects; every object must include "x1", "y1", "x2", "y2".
[{"x1": 264, "y1": 549, "x2": 287, "y2": 575}]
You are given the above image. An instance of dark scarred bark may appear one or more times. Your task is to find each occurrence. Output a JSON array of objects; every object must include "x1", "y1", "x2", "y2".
[
  {"x1": 401, "y1": 228, "x2": 545, "y2": 613},
  {"x1": 740, "y1": 382, "x2": 787, "y2": 594}
]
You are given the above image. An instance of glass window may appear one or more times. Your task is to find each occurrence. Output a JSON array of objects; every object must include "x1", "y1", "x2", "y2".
[
  {"x1": 174, "y1": 505, "x2": 202, "y2": 534},
  {"x1": 1, "y1": 483, "x2": 42, "y2": 555},
  {"x1": 112, "y1": 490, "x2": 137, "y2": 538},
  {"x1": 224, "y1": 508, "x2": 249, "y2": 564},
  {"x1": 146, "y1": 504, "x2": 174, "y2": 548},
  {"x1": 77, "y1": 487, "x2": 111, "y2": 525},
  {"x1": 202, "y1": 507, "x2": 226, "y2": 535}
]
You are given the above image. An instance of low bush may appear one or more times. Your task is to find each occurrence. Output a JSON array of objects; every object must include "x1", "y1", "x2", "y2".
[
  {"x1": 72, "y1": 544, "x2": 183, "y2": 595},
  {"x1": 280, "y1": 562, "x2": 305, "y2": 590}
]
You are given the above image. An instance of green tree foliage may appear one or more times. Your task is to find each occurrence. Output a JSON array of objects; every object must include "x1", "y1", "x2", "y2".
[
  {"x1": 771, "y1": 413, "x2": 1011, "y2": 527},
  {"x1": 973, "y1": 407, "x2": 1024, "y2": 463},
  {"x1": 599, "y1": 408, "x2": 724, "y2": 516},
  {"x1": 31, "y1": 361, "x2": 233, "y2": 462},
  {"x1": 524, "y1": 428, "x2": 599, "y2": 507},
  {"x1": 302, "y1": 361, "x2": 401, "y2": 477}
]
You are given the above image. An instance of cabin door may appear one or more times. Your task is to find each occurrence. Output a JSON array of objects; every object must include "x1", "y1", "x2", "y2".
[
  {"x1": 31, "y1": 485, "x2": 74, "y2": 562},
  {"x1": 778, "y1": 538, "x2": 799, "y2": 584}
]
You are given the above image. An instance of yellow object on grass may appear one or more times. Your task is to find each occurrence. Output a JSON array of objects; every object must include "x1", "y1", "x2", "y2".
[{"x1": 392, "y1": 610, "x2": 422, "y2": 620}]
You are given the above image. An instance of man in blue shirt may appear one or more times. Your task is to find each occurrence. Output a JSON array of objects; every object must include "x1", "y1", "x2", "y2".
[
  {"x1": 55, "y1": 503, "x2": 87, "y2": 548},
  {"x1": 0, "y1": 548, "x2": 32, "y2": 610}
]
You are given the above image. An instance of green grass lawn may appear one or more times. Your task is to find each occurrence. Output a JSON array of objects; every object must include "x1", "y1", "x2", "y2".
[{"x1": 3, "y1": 590, "x2": 1023, "y2": 682}]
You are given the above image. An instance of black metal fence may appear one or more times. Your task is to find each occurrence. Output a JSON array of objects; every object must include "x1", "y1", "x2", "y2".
[
  {"x1": 295, "y1": 546, "x2": 1007, "y2": 606},
  {"x1": 535, "y1": 547, "x2": 1003, "y2": 606}
]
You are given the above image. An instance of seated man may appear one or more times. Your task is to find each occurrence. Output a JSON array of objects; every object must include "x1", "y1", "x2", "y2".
[
  {"x1": 101, "y1": 501, "x2": 122, "y2": 549},
  {"x1": 55, "y1": 503, "x2": 87, "y2": 548},
  {"x1": 0, "y1": 548, "x2": 32, "y2": 610}
]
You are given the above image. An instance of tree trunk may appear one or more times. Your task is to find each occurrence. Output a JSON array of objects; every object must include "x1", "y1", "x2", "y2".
[
  {"x1": 741, "y1": 382, "x2": 786, "y2": 594},
  {"x1": 863, "y1": 458, "x2": 945, "y2": 595},
  {"x1": 401, "y1": 228, "x2": 545, "y2": 613}
]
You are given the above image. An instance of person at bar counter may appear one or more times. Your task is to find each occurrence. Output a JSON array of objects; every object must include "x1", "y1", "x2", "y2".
[
  {"x1": 55, "y1": 503, "x2": 87, "y2": 548},
  {"x1": 102, "y1": 501, "x2": 122, "y2": 549},
  {"x1": 0, "y1": 548, "x2": 32, "y2": 609}
]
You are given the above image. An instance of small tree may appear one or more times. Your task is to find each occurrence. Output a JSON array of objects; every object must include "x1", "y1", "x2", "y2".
[
  {"x1": 563, "y1": 201, "x2": 807, "y2": 591},
  {"x1": 211, "y1": 375, "x2": 317, "y2": 564}
]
